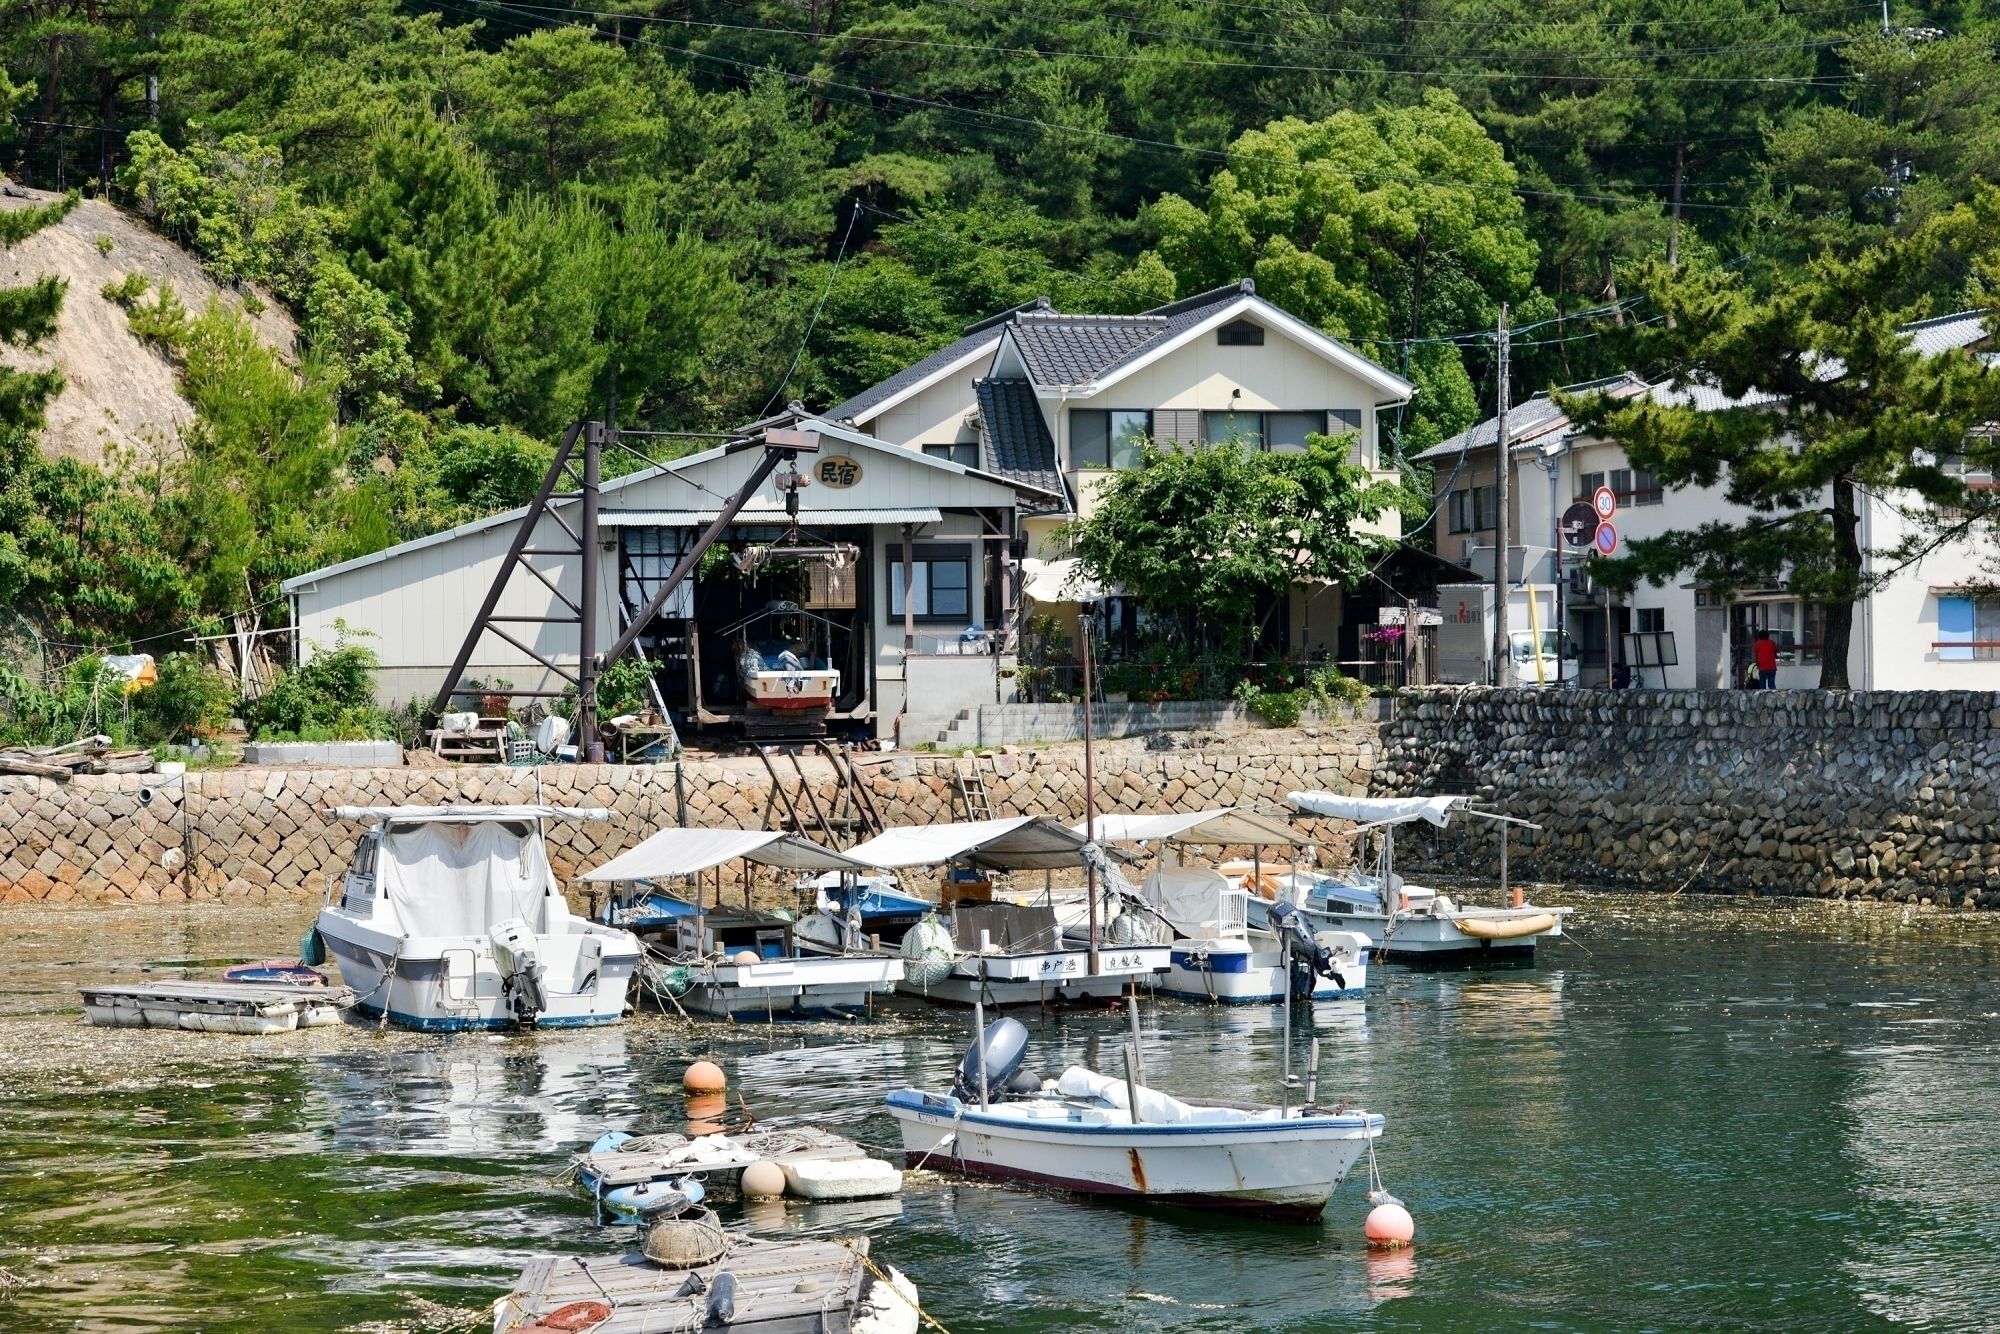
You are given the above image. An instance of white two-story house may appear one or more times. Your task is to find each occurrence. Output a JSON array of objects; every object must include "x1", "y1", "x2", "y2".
[
  {"x1": 826, "y1": 279, "x2": 1415, "y2": 661},
  {"x1": 1417, "y1": 311, "x2": 2000, "y2": 689}
]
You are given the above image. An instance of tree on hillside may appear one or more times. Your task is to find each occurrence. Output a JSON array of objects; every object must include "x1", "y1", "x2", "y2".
[
  {"x1": 1558, "y1": 194, "x2": 2000, "y2": 689},
  {"x1": 1062, "y1": 435, "x2": 1404, "y2": 656},
  {"x1": 1139, "y1": 91, "x2": 1539, "y2": 452}
]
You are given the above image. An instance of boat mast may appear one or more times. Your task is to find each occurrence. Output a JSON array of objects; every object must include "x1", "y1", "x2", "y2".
[{"x1": 1081, "y1": 615, "x2": 1099, "y2": 975}]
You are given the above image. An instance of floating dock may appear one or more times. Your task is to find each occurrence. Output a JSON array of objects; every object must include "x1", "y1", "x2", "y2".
[
  {"x1": 496, "y1": 1235, "x2": 918, "y2": 1334},
  {"x1": 573, "y1": 1126, "x2": 872, "y2": 1194},
  {"x1": 80, "y1": 980, "x2": 353, "y2": 1033}
]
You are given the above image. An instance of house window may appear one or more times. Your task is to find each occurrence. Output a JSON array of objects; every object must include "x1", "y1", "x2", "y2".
[
  {"x1": 923, "y1": 442, "x2": 978, "y2": 468},
  {"x1": 1217, "y1": 319, "x2": 1264, "y2": 346},
  {"x1": 1327, "y1": 409, "x2": 1367, "y2": 467},
  {"x1": 1635, "y1": 608, "x2": 1665, "y2": 634},
  {"x1": 1937, "y1": 594, "x2": 2000, "y2": 661},
  {"x1": 1447, "y1": 484, "x2": 1496, "y2": 534},
  {"x1": 1202, "y1": 410, "x2": 1264, "y2": 451},
  {"x1": 1267, "y1": 412, "x2": 1322, "y2": 455},
  {"x1": 1070, "y1": 409, "x2": 1150, "y2": 469},
  {"x1": 887, "y1": 544, "x2": 972, "y2": 622},
  {"x1": 1579, "y1": 467, "x2": 1661, "y2": 507}
]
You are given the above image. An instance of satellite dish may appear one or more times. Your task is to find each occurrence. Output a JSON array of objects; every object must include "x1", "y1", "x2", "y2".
[{"x1": 535, "y1": 714, "x2": 571, "y2": 753}]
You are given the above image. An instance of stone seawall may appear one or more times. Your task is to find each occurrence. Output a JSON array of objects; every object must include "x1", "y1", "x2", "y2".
[
  {"x1": 1375, "y1": 688, "x2": 2000, "y2": 908},
  {"x1": 0, "y1": 731, "x2": 1381, "y2": 903}
]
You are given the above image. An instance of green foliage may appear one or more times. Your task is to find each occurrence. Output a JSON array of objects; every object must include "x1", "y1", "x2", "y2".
[
  {"x1": 1245, "y1": 688, "x2": 1303, "y2": 728},
  {"x1": 242, "y1": 629, "x2": 389, "y2": 740},
  {"x1": 1066, "y1": 436, "x2": 1402, "y2": 653},
  {"x1": 0, "y1": 656, "x2": 125, "y2": 747},
  {"x1": 594, "y1": 657, "x2": 659, "y2": 719},
  {"x1": 130, "y1": 653, "x2": 236, "y2": 744}
]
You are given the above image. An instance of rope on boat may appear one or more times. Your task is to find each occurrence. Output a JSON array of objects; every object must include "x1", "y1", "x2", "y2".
[{"x1": 838, "y1": 1239, "x2": 955, "y2": 1334}]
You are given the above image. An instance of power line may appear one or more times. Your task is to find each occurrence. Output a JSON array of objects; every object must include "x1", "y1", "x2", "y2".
[
  {"x1": 760, "y1": 198, "x2": 862, "y2": 416},
  {"x1": 455, "y1": 1, "x2": 1775, "y2": 213}
]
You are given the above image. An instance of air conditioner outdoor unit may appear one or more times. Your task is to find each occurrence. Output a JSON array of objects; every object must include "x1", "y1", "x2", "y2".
[{"x1": 1456, "y1": 539, "x2": 1477, "y2": 567}]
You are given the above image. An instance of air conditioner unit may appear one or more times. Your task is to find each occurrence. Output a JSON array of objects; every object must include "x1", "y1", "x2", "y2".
[{"x1": 1456, "y1": 539, "x2": 1477, "y2": 568}]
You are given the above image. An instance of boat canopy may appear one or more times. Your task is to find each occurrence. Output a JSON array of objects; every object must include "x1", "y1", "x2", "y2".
[
  {"x1": 378, "y1": 818, "x2": 556, "y2": 937},
  {"x1": 1141, "y1": 866, "x2": 1247, "y2": 941},
  {"x1": 1287, "y1": 793, "x2": 1470, "y2": 828},
  {"x1": 333, "y1": 804, "x2": 610, "y2": 825},
  {"x1": 1078, "y1": 808, "x2": 1307, "y2": 847},
  {"x1": 583, "y1": 828, "x2": 864, "y2": 882},
  {"x1": 844, "y1": 815, "x2": 1090, "y2": 871}
]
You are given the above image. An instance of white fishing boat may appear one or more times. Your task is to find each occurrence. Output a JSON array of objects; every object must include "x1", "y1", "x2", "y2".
[
  {"x1": 585, "y1": 828, "x2": 902, "y2": 1020},
  {"x1": 885, "y1": 1016, "x2": 1384, "y2": 1222},
  {"x1": 1270, "y1": 792, "x2": 1573, "y2": 965},
  {"x1": 842, "y1": 817, "x2": 1170, "y2": 1007},
  {"x1": 314, "y1": 806, "x2": 642, "y2": 1032},
  {"x1": 1077, "y1": 809, "x2": 1370, "y2": 1003}
]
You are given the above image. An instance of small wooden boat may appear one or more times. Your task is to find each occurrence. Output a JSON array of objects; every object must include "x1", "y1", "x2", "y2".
[
  {"x1": 886, "y1": 1017, "x2": 1384, "y2": 1223},
  {"x1": 223, "y1": 960, "x2": 326, "y2": 986},
  {"x1": 494, "y1": 1234, "x2": 918, "y2": 1334},
  {"x1": 573, "y1": 1126, "x2": 879, "y2": 1197},
  {"x1": 80, "y1": 980, "x2": 353, "y2": 1033}
]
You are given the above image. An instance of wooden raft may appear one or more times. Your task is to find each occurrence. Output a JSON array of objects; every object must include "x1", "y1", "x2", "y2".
[
  {"x1": 498, "y1": 1236, "x2": 878, "y2": 1334},
  {"x1": 574, "y1": 1128, "x2": 868, "y2": 1192},
  {"x1": 80, "y1": 981, "x2": 354, "y2": 1034}
]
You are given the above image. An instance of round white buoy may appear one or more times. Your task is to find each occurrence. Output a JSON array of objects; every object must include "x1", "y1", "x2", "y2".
[
  {"x1": 741, "y1": 1160, "x2": 786, "y2": 1199},
  {"x1": 1364, "y1": 1201, "x2": 1415, "y2": 1248}
]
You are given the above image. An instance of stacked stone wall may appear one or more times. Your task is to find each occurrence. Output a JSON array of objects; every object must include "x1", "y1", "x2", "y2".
[
  {"x1": 0, "y1": 731, "x2": 1380, "y2": 903},
  {"x1": 1375, "y1": 688, "x2": 2000, "y2": 908}
]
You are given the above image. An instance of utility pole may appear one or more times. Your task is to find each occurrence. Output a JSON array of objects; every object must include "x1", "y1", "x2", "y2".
[
  {"x1": 1493, "y1": 304, "x2": 1512, "y2": 687},
  {"x1": 577, "y1": 391, "x2": 609, "y2": 760}
]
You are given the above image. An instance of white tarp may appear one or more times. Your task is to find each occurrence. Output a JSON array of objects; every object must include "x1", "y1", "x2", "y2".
[
  {"x1": 1287, "y1": 792, "x2": 1468, "y2": 827},
  {"x1": 1021, "y1": 557, "x2": 1113, "y2": 604},
  {"x1": 584, "y1": 828, "x2": 863, "y2": 882},
  {"x1": 379, "y1": 818, "x2": 551, "y2": 939},
  {"x1": 844, "y1": 815, "x2": 1090, "y2": 871},
  {"x1": 1141, "y1": 867, "x2": 1247, "y2": 941},
  {"x1": 334, "y1": 805, "x2": 610, "y2": 824},
  {"x1": 1080, "y1": 808, "x2": 1308, "y2": 847}
]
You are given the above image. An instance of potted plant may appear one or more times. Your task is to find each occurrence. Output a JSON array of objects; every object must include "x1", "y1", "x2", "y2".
[{"x1": 480, "y1": 678, "x2": 513, "y2": 718}]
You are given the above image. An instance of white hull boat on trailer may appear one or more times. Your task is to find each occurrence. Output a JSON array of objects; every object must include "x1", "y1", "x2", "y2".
[
  {"x1": 315, "y1": 805, "x2": 642, "y2": 1032},
  {"x1": 886, "y1": 1017, "x2": 1383, "y2": 1222},
  {"x1": 585, "y1": 826, "x2": 905, "y2": 1020},
  {"x1": 1278, "y1": 792, "x2": 1573, "y2": 965}
]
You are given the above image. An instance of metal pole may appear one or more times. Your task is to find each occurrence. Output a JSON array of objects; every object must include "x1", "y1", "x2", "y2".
[
  {"x1": 1493, "y1": 303, "x2": 1512, "y2": 687},
  {"x1": 1501, "y1": 823, "x2": 1515, "y2": 908},
  {"x1": 972, "y1": 1001, "x2": 990, "y2": 1110},
  {"x1": 900, "y1": 524, "x2": 916, "y2": 652},
  {"x1": 1281, "y1": 955, "x2": 1293, "y2": 1114},
  {"x1": 1126, "y1": 994, "x2": 1146, "y2": 1087},
  {"x1": 1081, "y1": 615, "x2": 1099, "y2": 975},
  {"x1": 1305, "y1": 1037, "x2": 1320, "y2": 1107},
  {"x1": 578, "y1": 410, "x2": 605, "y2": 758}
]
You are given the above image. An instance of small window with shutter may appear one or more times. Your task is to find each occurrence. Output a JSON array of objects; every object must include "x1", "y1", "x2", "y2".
[{"x1": 1217, "y1": 319, "x2": 1265, "y2": 346}]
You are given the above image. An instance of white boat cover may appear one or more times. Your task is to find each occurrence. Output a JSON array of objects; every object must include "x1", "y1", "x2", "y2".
[
  {"x1": 1053, "y1": 1067, "x2": 1279, "y2": 1125},
  {"x1": 1020, "y1": 557, "x2": 1114, "y2": 604},
  {"x1": 1141, "y1": 867, "x2": 1247, "y2": 941},
  {"x1": 1287, "y1": 792, "x2": 1469, "y2": 828},
  {"x1": 584, "y1": 828, "x2": 864, "y2": 882},
  {"x1": 845, "y1": 816, "x2": 1090, "y2": 871},
  {"x1": 333, "y1": 804, "x2": 610, "y2": 824},
  {"x1": 379, "y1": 818, "x2": 554, "y2": 938},
  {"x1": 1079, "y1": 808, "x2": 1307, "y2": 847}
]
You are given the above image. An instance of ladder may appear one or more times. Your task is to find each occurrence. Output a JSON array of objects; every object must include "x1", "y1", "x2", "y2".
[
  {"x1": 954, "y1": 756, "x2": 995, "y2": 822},
  {"x1": 756, "y1": 742, "x2": 884, "y2": 847}
]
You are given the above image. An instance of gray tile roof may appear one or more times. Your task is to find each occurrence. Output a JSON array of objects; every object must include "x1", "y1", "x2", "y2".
[
  {"x1": 824, "y1": 328, "x2": 1001, "y2": 424},
  {"x1": 975, "y1": 377, "x2": 1066, "y2": 503},
  {"x1": 1414, "y1": 373, "x2": 1647, "y2": 463},
  {"x1": 1008, "y1": 314, "x2": 1168, "y2": 385},
  {"x1": 1906, "y1": 309, "x2": 1994, "y2": 357}
]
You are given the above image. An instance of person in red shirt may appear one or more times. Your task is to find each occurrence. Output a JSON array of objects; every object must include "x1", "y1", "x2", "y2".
[{"x1": 1752, "y1": 629, "x2": 1779, "y2": 689}]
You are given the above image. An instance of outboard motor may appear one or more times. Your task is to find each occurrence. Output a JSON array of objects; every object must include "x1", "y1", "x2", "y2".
[
  {"x1": 1269, "y1": 902, "x2": 1342, "y2": 1001},
  {"x1": 952, "y1": 1016, "x2": 1030, "y2": 1104},
  {"x1": 489, "y1": 918, "x2": 548, "y2": 1024}
]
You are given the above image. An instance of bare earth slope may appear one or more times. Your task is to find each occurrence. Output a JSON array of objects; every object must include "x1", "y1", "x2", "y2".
[{"x1": 0, "y1": 183, "x2": 297, "y2": 465}]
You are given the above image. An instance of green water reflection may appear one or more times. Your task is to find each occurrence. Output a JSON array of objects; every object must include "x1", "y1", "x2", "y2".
[{"x1": 1, "y1": 896, "x2": 1997, "y2": 1332}]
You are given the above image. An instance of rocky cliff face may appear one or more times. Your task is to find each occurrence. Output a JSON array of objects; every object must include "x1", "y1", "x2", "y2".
[{"x1": 0, "y1": 184, "x2": 294, "y2": 465}]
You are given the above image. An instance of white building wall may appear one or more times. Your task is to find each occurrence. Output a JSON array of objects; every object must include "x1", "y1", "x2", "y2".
[
  {"x1": 866, "y1": 353, "x2": 990, "y2": 451},
  {"x1": 1862, "y1": 497, "x2": 2000, "y2": 690}
]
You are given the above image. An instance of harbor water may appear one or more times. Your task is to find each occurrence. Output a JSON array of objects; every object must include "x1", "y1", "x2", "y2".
[{"x1": 2, "y1": 894, "x2": 1998, "y2": 1332}]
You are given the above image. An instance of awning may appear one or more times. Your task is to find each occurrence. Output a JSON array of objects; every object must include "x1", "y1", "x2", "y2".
[
  {"x1": 844, "y1": 815, "x2": 1092, "y2": 871},
  {"x1": 332, "y1": 805, "x2": 609, "y2": 825},
  {"x1": 1076, "y1": 808, "x2": 1310, "y2": 846},
  {"x1": 600, "y1": 507, "x2": 943, "y2": 528},
  {"x1": 1021, "y1": 556, "x2": 1114, "y2": 603},
  {"x1": 1287, "y1": 792, "x2": 1468, "y2": 828},
  {"x1": 583, "y1": 828, "x2": 865, "y2": 882}
]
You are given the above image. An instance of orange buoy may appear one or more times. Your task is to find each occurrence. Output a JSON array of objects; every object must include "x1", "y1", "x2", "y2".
[
  {"x1": 686, "y1": 1091, "x2": 727, "y2": 1136},
  {"x1": 684, "y1": 1060, "x2": 726, "y2": 1093},
  {"x1": 732, "y1": 950, "x2": 761, "y2": 966},
  {"x1": 1364, "y1": 1201, "x2": 1415, "y2": 1249}
]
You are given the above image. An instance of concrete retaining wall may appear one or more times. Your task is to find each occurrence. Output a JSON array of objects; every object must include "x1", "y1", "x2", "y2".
[
  {"x1": 0, "y1": 730, "x2": 1381, "y2": 903},
  {"x1": 1374, "y1": 687, "x2": 2000, "y2": 908}
]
